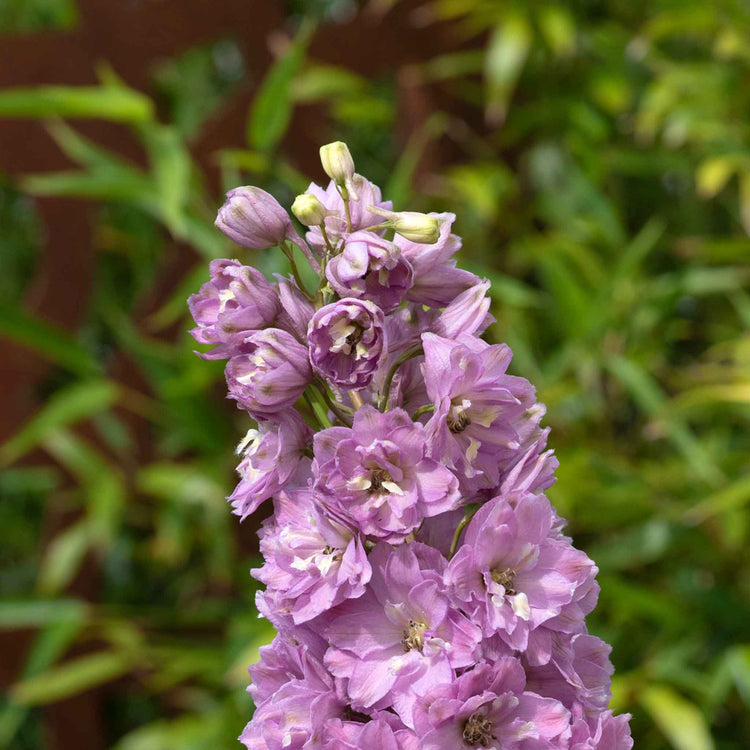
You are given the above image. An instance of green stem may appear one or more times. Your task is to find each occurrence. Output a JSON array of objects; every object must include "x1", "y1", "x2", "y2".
[
  {"x1": 412, "y1": 404, "x2": 435, "y2": 420},
  {"x1": 378, "y1": 345, "x2": 423, "y2": 412},
  {"x1": 449, "y1": 504, "x2": 480, "y2": 558},
  {"x1": 349, "y1": 390, "x2": 365, "y2": 410},
  {"x1": 339, "y1": 185, "x2": 353, "y2": 232},
  {"x1": 314, "y1": 380, "x2": 354, "y2": 427},
  {"x1": 282, "y1": 242, "x2": 315, "y2": 301},
  {"x1": 320, "y1": 223, "x2": 336, "y2": 257},
  {"x1": 303, "y1": 389, "x2": 331, "y2": 429}
]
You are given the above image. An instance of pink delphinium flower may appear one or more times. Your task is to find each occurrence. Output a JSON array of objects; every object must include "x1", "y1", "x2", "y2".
[
  {"x1": 323, "y1": 542, "x2": 481, "y2": 716},
  {"x1": 188, "y1": 259, "x2": 280, "y2": 359},
  {"x1": 446, "y1": 492, "x2": 598, "y2": 653},
  {"x1": 308, "y1": 298, "x2": 387, "y2": 390},
  {"x1": 228, "y1": 411, "x2": 311, "y2": 518},
  {"x1": 413, "y1": 657, "x2": 572, "y2": 749},
  {"x1": 326, "y1": 230, "x2": 413, "y2": 313},
  {"x1": 253, "y1": 487, "x2": 371, "y2": 624},
  {"x1": 189, "y1": 141, "x2": 633, "y2": 749},
  {"x1": 313, "y1": 406, "x2": 460, "y2": 542},
  {"x1": 226, "y1": 328, "x2": 312, "y2": 418}
]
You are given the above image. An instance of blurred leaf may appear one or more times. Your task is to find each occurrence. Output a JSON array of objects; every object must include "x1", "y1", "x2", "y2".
[
  {"x1": 143, "y1": 125, "x2": 192, "y2": 234},
  {"x1": 409, "y1": 50, "x2": 484, "y2": 82},
  {"x1": 153, "y1": 39, "x2": 245, "y2": 139},
  {"x1": 46, "y1": 119, "x2": 129, "y2": 171},
  {"x1": 10, "y1": 651, "x2": 134, "y2": 705},
  {"x1": 615, "y1": 218, "x2": 667, "y2": 277},
  {"x1": 113, "y1": 710, "x2": 236, "y2": 750},
  {"x1": 0, "y1": 304, "x2": 98, "y2": 374},
  {"x1": 0, "y1": 599, "x2": 86, "y2": 629},
  {"x1": 0, "y1": 466, "x2": 60, "y2": 495},
  {"x1": 37, "y1": 521, "x2": 89, "y2": 595},
  {"x1": 21, "y1": 169, "x2": 154, "y2": 202},
  {"x1": 465, "y1": 265, "x2": 544, "y2": 308},
  {"x1": 0, "y1": 379, "x2": 119, "y2": 466},
  {"x1": 605, "y1": 355, "x2": 723, "y2": 484},
  {"x1": 291, "y1": 64, "x2": 365, "y2": 102},
  {"x1": 0, "y1": 86, "x2": 153, "y2": 122},
  {"x1": 0, "y1": 181, "x2": 42, "y2": 305},
  {"x1": 684, "y1": 475, "x2": 750, "y2": 525},
  {"x1": 385, "y1": 112, "x2": 447, "y2": 208},
  {"x1": 247, "y1": 19, "x2": 315, "y2": 153},
  {"x1": 138, "y1": 462, "x2": 225, "y2": 510},
  {"x1": 695, "y1": 157, "x2": 736, "y2": 198},
  {"x1": 0, "y1": 612, "x2": 84, "y2": 746},
  {"x1": 485, "y1": 13, "x2": 531, "y2": 124},
  {"x1": 0, "y1": 0, "x2": 78, "y2": 33},
  {"x1": 43, "y1": 430, "x2": 126, "y2": 546},
  {"x1": 589, "y1": 519, "x2": 674, "y2": 570},
  {"x1": 640, "y1": 685, "x2": 714, "y2": 750},
  {"x1": 537, "y1": 5, "x2": 576, "y2": 58}
]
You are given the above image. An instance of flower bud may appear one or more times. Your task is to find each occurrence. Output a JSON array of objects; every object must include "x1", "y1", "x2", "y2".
[
  {"x1": 368, "y1": 206, "x2": 440, "y2": 244},
  {"x1": 291, "y1": 193, "x2": 330, "y2": 227},
  {"x1": 216, "y1": 186, "x2": 294, "y2": 249},
  {"x1": 434, "y1": 280, "x2": 494, "y2": 338},
  {"x1": 319, "y1": 141, "x2": 359, "y2": 201}
]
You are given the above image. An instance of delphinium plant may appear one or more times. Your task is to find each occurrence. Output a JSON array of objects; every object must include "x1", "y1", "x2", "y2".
[{"x1": 188, "y1": 142, "x2": 634, "y2": 749}]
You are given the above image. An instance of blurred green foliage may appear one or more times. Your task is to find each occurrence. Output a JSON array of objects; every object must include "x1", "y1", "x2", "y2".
[
  {"x1": 1, "y1": 1, "x2": 748, "y2": 748},
  {"x1": 0, "y1": 0, "x2": 77, "y2": 33}
]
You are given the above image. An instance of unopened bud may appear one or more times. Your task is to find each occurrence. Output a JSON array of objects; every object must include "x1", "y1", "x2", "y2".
[
  {"x1": 368, "y1": 206, "x2": 440, "y2": 244},
  {"x1": 291, "y1": 193, "x2": 330, "y2": 226},
  {"x1": 215, "y1": 186, "x2": 294, "y2": 249},
  {"x1": 319, "y1": 141, "x2": 359, "y2": 201}
]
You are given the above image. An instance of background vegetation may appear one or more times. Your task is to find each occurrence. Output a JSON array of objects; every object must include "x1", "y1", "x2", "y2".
[{"x1": 0, "y1": 1, "x2": 748, "y2": 748}]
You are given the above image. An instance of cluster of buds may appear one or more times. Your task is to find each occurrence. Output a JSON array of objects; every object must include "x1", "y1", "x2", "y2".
[{"x1": 189, "y1": 142, "x2": 633, "y2": 749}]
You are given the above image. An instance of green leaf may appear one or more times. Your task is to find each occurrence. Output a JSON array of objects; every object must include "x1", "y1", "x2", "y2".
[
  {"x1": 43, "y1": 430, "x2": 127, "y2": 546},
  {"x1": 21, "y1": 169, "x2": 155, "y2": 202},
  {"x1": 0, "y1": 379, "x2": 119, "y2": 466},
  {"x1": 10, "y1": 651, "x2": 134, "y2": 705},
  {"x1": 0, "y1": 599, "x2": 86, "y2": 629},
  {"x1": 605, "y1": 355, "x2": 723, "y2": 485},
  {"x1": 538, "y1": 5, "x2": 576, "y2": 58},
  {"x1": 484, "y1": 13, "x2": 531, "y2": 124},
  {"x1": 37, "y1": 521, "x2": 90, "y2": 595},
  {"x1": 684, "y1": 476, "x2": 750, "y2": 525},
  {"x1": 290, "y1": 64, "x2": 365, "y2": 102},
  {"x1": 247, "y1": 19, "x2": 315, "y2": 153},
  {"x1": 0, "y1": 86, "x2": 153, "y2": 122},
  {"x1": 0, "y1": 613, "x2": 84, "y2": 746},
  {"x1": 385, "y1": 113, "x2": 448, "y2": 208},
  {"x1": 696, "y1": 157, "x2": 736, "y2": 198},
  {"x1": 0, "y1": 304, "x2": 98, "y2": 374},
  {"x1": 46, "y1": 119, "x2": 131, "y2": 170},
  {"x1": 143, "y1": 125, "x2": 192, "y2": 235},
  {"x1": 640, "y1": 685, "x2": 714, "y2": 750}
]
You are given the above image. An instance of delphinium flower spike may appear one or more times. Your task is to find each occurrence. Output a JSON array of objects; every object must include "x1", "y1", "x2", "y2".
[{"x1": 189, "y1": 143, "x2": 633, "y2": 749}]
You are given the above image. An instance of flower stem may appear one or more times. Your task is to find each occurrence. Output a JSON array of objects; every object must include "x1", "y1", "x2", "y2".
[
  {"x1": 378, "y1": 345, "x2": 423, "y2": 412},
  {"x1": 449, "y1": 504, "x2": 480, "y2": 558},
  {"x1": 412, "y1": 404, "x2": 434, "y2": 420},
  {"x1": 314, "y1": 379, "x2": 354, "y2": 427},
  {"x1": 282, "y1": 242, "x2": 315, "y2": 301},
  {"x1": 303, "y1": 389, "x2": 331, "y2": 429},
  {"x1": 338, "y1": 185, "x2": 353, "y2": 231}
]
